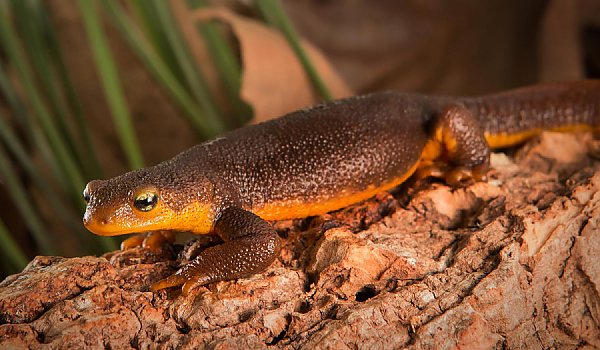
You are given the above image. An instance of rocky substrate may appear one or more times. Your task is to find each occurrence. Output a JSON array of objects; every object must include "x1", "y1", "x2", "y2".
[{"x1": 1, "y1": 132, "x2": 599, "y2": 349}]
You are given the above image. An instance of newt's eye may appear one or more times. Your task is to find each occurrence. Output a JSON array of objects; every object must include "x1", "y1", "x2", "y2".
[{"x1": 134, "y1": 191, "x2": 158, "y2": 212}]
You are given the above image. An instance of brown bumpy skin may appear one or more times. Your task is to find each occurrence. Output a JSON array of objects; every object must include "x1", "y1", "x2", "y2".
[{"x1": 82, "y1": 80, "x2": 600, "y2": 294}]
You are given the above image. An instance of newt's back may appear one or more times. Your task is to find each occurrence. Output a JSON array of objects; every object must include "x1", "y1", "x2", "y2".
[{"x1": 172, "y1": 92, "x2": 432, "y2": 214}]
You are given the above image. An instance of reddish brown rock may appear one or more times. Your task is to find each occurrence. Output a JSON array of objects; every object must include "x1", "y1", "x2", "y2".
[{"x1": 1, "y1": 132, "x2": 599, "y2": 349}]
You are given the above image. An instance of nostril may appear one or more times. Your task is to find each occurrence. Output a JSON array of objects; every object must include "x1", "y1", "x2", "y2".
[
  {"x1": 83, "y1": 211, "x2": 108, "y2": 227},
  {"x1": 83, "y1": 211, "x2": 91, "y2": 225}
]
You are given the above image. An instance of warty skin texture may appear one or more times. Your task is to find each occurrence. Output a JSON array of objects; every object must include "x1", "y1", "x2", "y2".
[{"x1": 82, "y1": 80, "x2": 600, "y2": 293}]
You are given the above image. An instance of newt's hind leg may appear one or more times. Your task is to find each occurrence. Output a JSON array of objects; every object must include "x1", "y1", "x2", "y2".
[
  {"x1": 419, "y1": 104, "x2": 490, "y2": 186},
  {"x1": 151, "y1": 207, "x2": 281, "y2": 295}
]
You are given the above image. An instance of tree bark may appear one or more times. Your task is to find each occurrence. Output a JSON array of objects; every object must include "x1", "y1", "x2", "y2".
[{"x1": 1, "y1": 132, "x2": 599, "y2": 349}]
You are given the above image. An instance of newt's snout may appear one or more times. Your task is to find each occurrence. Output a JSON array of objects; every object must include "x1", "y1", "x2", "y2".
[
  {"x1": 82, "y1": 182, "x2": 102, "y2": 234},
  {"x1": 82, "y1": 200, "x2": 105, "y2": 234},
  {"x1": 82, "y1": 179, "x2": 123, "y2": 236},
  {"x1": 82, "y1": 209, "x2": 108, "y2": 235}
]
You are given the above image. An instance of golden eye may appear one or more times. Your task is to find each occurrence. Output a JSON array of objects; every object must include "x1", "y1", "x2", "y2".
[{"x1": 134, "y1": 191, "x2": 158, "y2": 212}]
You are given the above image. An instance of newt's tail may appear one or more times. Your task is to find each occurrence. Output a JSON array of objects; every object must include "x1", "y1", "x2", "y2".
[{"x1": 462, "y1": 80, "x2": 600, "y2": 148}]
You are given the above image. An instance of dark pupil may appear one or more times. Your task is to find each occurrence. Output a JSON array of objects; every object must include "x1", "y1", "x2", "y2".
[
  {"x1": 134, "y1": 193, "x2": 157, "y2": 212},
  {"x1": 83, "y1": 192, "x2": 90, "y2": 202}
]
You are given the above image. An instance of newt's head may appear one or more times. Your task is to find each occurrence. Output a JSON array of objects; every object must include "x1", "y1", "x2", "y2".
[{"x1": 83, "y1": 166, "x2": 216, "y2": 236}]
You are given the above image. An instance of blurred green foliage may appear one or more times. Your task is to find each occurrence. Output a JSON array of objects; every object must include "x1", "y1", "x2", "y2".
[{"x1": 0, "y1": 0, "x2": 328, "y2": 276}]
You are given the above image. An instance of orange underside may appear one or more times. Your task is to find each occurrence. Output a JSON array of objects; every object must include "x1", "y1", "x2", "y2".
[
  {"x1": 485, "y1": 124, "x2": 599, "y2": 148},
  {"x1": 253, "y1": 124, "x2": 599, "y2": 222},
  {"x1": 252, "y1": 160, "x2": 421, "y2": 221}
]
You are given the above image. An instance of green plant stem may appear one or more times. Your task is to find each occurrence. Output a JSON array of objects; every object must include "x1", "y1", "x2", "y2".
[
  {"x1": 0, "y1": 6, "x2": 87, "y2": 201},
  {"x1": 197, "y1": 23, "x2": 241, "y2": 102},
  {"x1": 255, "y1": 0, "x2": 332, "y2": 101},
  {"x1": 41, "y1": 3, "x2": 104, "y2": 179},
  {"x1": 10, "y1": 0, "x2": 88, "y2": 171},
  {"x1": 0, "y1": 219, "x2": 29, "y2": 272},
  {"x1": 78, "y1": 0, "x2": 144, "y2": 169},
  {"x1": 196, "y1": 20, "x2": 252, "y2": 126},
  {"x1": 0, "y1": 117, "x2": 75, "y2": 223},
  {"x1": 150, "y1": 0, "x2": 227, "y2": 133},
  {"x1": 181, "y1": 0, "x2": 250, "y2": 126},
  {"x1": 128, "y1": 0, "x2": 185, "y2": 84},
  {"x1": 0, "y1": 115, "x2": 114, "y2": 253},
  {"x1": 104, "y1": 1, "x2": 224, "y2": 138},
  {"x1": 0, "y1": 67, "x2": 66, "y2": 197},
  {"x1": 0, "y1": 145, "x2": 57, "y2": 255}
]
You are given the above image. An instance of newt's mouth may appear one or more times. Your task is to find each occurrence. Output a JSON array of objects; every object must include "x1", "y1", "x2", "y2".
[
  {"x1": 84, "y1": 222, "x2": 133, "y2": 236},
  {"x1": 83, "y1": 201, "x2": 216, "y2": 236},
  {"x1": 83, "y1": 203, "x2": 145, "y2": 236},
  {"x1": 83, "y1": 209, "x2": 133, "y2": 236}
]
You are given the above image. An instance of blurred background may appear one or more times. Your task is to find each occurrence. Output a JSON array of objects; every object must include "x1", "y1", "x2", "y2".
[{"x1": 0, "y1": 0, "x2": 599, "y2": 278}]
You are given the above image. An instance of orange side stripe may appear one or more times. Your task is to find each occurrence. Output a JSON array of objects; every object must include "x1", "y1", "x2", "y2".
[
  {"x1": 485, "y1": 124, "x2": 599, "y2": 149},
  {"x1": 253, "y1": 160, "x2": 421, "y2": 221}
]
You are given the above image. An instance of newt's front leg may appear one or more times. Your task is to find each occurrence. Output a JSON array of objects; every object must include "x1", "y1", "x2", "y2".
[{"x1": 151, "y1": 207, "x2": 281, "y2": 295}]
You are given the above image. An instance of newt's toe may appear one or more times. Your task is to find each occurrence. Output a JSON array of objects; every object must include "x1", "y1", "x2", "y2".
[
  {"x1": 150, "y1": 274, "x2": 187, "y2": 292},
  {"x1": 415, "y1": 162, "x2": 447, "y2": 181},
  {"x1": 121, "y1": 231, "x2": 175, "y2": 253},
  {"x1": 151, "y1": 274, "x2": 210, "y2": 295},
  {"x1": 120, "y1": 234, "x2": 145, "y2": 250},
  {"x1": 143, "y1": 231, "x2": 176, "y2": 252},
  {"x1": 444, "y1": 167, "x2": 473, "y2": 186},
  {"x1": 444, "y1": 164, "x2": 489, "y2": 187},
  {"x1": 182, "y1": 279, "x2": 202, "y2": 296}
]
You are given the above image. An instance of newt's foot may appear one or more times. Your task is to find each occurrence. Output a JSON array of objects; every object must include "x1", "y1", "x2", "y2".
[
  {"x1": 150, "y1": 256, "x2": 214, "y2": 295},
  {"x1": 444, "y1": 164, "x2": 489, "y2": 186},
  {"x1": 150, "y1": 270, "x2": 212, "y2": 295},
  {"x1": 150, "y1": 274, "x2": 187, "y2": 293},
  {"x1": 121, "y1": 231, "x2": 176, "y2": 253},
  {"x1": 415, "y1": 162, "x2": 489, "y2": 187},
  {"x1": 150, "y1": 275, "x2": 202, "y2": 296},
  {"x1": 415, "y1": 162, "x2": 448, "y2": 181}
]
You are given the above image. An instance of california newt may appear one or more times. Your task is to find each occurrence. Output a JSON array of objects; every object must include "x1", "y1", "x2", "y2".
[{"x1": 82, "y1": 80, "x2": 600, "y2": 294}]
